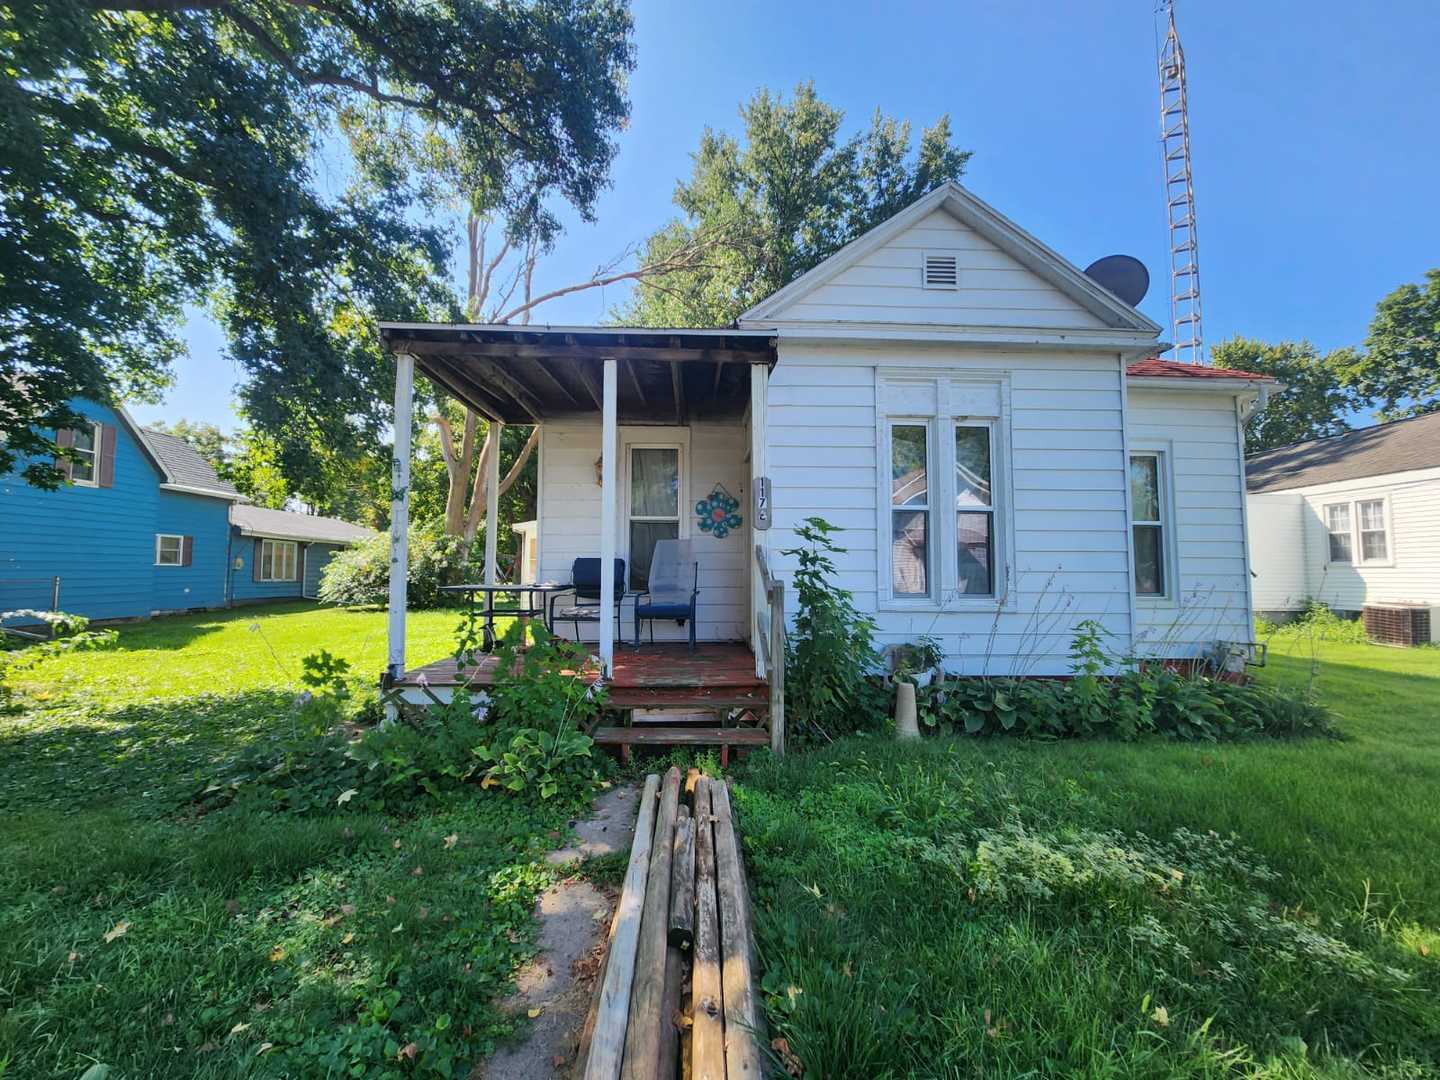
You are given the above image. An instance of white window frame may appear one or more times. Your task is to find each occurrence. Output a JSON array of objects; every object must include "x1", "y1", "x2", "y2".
[
  {"x1": 877, "y1": 374, "x2": 1012, "y2": 611},
  {"x1": 1322, "y1": 502, "x2": 1353, "y2": 565},
  {"x1": 155, "y1": 533, "x2": 184, "y2": 567},
  {"x1": 258, "y1": 538, "x2": 299, "y2": 582},
  {"x1": 1128, "y1": 448, "x2": 1175, "y2": 603},
  {"x1": 886, "y1": 419, "x2": 934, "y2": 601},
  {"x1": 1355, "y1": 497, "x2": 1391, "y2": 565},
  {"x1": 70, "y1": 421, "x2": 103, "y2": 487},
  {"x1": 622, "y1": 441, "x2": 687, "y2": 590}
]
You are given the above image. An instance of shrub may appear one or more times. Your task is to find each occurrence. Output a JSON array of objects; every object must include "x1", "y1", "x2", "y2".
[
  {"x1": 318, "y1": 527, "x2": 468, "y2": 608},
  {"x1": 782, "y1": 517, "x2": 887, "y2": 741},
  {"x1": 1261, "y1": 600, "x2": 1370, "y2": 645}
]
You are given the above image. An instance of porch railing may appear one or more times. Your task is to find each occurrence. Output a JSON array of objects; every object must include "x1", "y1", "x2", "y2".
[{"x1": 754, "y1": 544, "x2": 785, "y2": 757}]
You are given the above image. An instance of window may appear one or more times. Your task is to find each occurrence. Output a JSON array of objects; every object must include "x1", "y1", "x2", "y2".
[
  {"x1": 954, "y1": 424, "x2": 994, "y2": 595},
  {"x1": 889, "y1": 424, "x2": 930, "y2": 596},
  {"x1": 155, "y1": 534, "x2": 184, "y2": 566},
  {"x1": 258, "y1": 539, "x2": 299, "y2": 582},
  {"x1": 1324, "y1": 503, "x2": 1353, "y2": 563},
  {"x1": 70, "y1": 422, "x2": 101, "y2": 486},
  {"x1": 629, "y1": 447, "x2": 680, "y2": 590},
  {"x1": 1129, "y1": 453, "x2": 1167, "y2": 596},
  {"x1": 1357, "y1": 499, "x2": 1388, "y2": 562}
]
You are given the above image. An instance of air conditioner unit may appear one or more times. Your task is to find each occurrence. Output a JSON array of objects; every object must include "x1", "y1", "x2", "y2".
[{"x1": 1362, "y1": 603, "x2": 1432, "y2": 647}]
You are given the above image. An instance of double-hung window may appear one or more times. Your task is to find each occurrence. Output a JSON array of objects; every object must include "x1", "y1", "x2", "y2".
[
  {"x1": 155, "y1": 534, "x2": 184, "y2": 566},
  {"x1": 1357, "y1": 499, "x2": 1388, "y2": 562},
  {"x1": 1324, "y1": 503, "x2": 1353, "y2": 563},
  {"x1": 259, "y1": 539, "x2": 299, "y2": 582},
  {"x1": 70, "y1": 423, "x2": 101, "y2": 486},
  {"x1": 881, "y1": 377, "x2": 1007, "y2": 606},
  {"x1": 1129, "y1": 452, "x2": 1167, "y2": 596},
  {"x1": 629, "y1": 446, "x2": 681, "y2": 590}
]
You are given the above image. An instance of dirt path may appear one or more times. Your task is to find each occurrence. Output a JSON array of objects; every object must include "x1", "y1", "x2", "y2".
[{"x1": 479, "y1": 782, "x2": 637, "y2": 1078}]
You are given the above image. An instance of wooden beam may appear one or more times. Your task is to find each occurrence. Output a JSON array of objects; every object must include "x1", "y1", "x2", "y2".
[
  {"x1": 415, "y1": 357, "x2": 505, "y2": 422},
  {"x1": 670, "y1": 361, "x2": 687, "y2": 425},
  {"x1": 621, "y1": 767, "x2": 682, "y2": 1079},
  {"x1": 668, "y1": 807, "x2": 696, "y2": 950},
  {"x1": 623, "y1": 358, "x2": 648, "y2": 408},
  {"x1": 395, "y1": 339, "x2": 774, "y2": 364},
  {"x1": 474, "y1": 357, "x2": 546, "y2": 422},
  {"x1": 483, "y1": 421, "x2": 502, "y2": 586},
  {"x1": 711, "y1": 780, "x2": 762, "y2": 1079},
  {"x1": 526, "y1": 357, "x2": 583, "y2": 408},
  {"x1": 584, "y1": 773, "x2": 660, "y2": 1080},
  {"x1": 710, "y1": 352, "x2": 726, "y2": 398},
  {"x1": 598, "y1": 358, "x2": 618, "y2": 676},
  {"x1": 690, "y1": 779, "x2": 725, "y2": 1080},
  {"x1": 386, "y1": 352, "x2": 414, "y2": 693},
  {"x1": 569, "y1": 357, "x2": 604, "y2": 409}
]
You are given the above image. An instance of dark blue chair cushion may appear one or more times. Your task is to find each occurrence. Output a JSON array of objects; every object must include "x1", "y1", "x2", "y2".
[
  {"x1": 571, "y1": 558, "x2": 626, "y2": 599},
  {"x1": 636, "y1": 601, "x2": 692, "y2": 619}
]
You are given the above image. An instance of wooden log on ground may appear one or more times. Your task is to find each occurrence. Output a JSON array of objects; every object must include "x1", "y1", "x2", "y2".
[
  {"x1": 657, "y1": 942, "x2": 685, "y2": 1080},
  {"x1": 621, "y1": 766, "x2": 684, "y2": 1080},
  {"x1": 690, "y1": 779, "x2": 726, "y2": 1080},
  {"x1": 710, "y1": 780, "x2": 762, "y2": 1079},
  {"x1": 584, "y1": 773, "x2": 662, "y2": 1080},
  {"x1": 668, "y1": 809, "x2": 696, "y2": 951}
]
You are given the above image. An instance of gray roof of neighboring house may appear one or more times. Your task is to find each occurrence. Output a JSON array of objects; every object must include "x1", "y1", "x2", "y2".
[
  {"x1": 138, "y1": 427, "x2": 242, "y2": 498},
  {"x1": 230, "y1": 504, "x2": 375, "y2": 544},
  {"x1": 1246, "y1": 411, "x2": 1440, "y2": 493}
]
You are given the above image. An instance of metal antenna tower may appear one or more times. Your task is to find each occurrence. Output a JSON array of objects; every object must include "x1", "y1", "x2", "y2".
[{"x1": 1157, "y1": 1, "x2": 1204, "y2": 363}]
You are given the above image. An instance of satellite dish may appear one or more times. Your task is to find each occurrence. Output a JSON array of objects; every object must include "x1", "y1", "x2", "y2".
[{"x1": 1083, "y1": 255, "x2": 1150, "y2": 307}]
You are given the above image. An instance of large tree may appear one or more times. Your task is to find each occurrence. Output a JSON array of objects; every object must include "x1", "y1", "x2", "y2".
[
  {"x1": 622, "y1": 83, "x2": 971, "y2": 328},
  {"x1": 1211, "y1": 337, "x2": 1361, "y2": 453},
  {"x1": 1, "y1": 0, "x2": 634, "y2": 489},
  {"x1": 1341, "y1": 268, "x2": 1440, "y2": 421}
]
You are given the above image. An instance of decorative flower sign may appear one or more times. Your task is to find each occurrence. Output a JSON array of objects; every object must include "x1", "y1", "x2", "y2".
[{"x1": 695, "y1": 484, "x2": 743, "y2": 539}]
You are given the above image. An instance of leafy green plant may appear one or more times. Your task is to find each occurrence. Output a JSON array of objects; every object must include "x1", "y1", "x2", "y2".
[
  {"x1": 318, "y1": 527, "x2": 468, "y2": 609},
  {"x1": 1, "y1": 610, "x2": 118, "y2": 706},
  {"x1": 782, "y1": 517, "x2": 886, "y2": 741},
  {"x1": 1262, "y1": 601, "x2": 1370, "y2": 645}
]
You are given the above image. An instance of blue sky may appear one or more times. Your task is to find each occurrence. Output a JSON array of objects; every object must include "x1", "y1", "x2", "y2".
[{"x1": 128, "y1": 0, "x2": 1440, "y2": 432}]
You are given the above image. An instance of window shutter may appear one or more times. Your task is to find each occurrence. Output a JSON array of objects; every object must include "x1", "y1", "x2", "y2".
[
  {"x1": 182, "y1": 536, "x2": 194, "y2": 566},
  {"x1": 252, "y1": 539, "x2": 262, "y2": 582},
  {"x1": 98, "y1": 424, "x2": 117, "y2": 487},
  {"x1": 54, "y1": 428, "x2": 74, "y2": 481}
]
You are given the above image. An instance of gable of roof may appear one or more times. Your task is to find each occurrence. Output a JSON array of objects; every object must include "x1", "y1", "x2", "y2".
[
  {"x1": 230, "y1": 504, "x2": 374, "y2": 544},
  {"x1": 1246, "y1": 411, "x2": 1440, "y2": 493},
  {"x1": 1127, "y1": 358, "x2": 1273, "y2": 381},
  {"x1": 138, "y1": 427, "x2": 242, "y2": 499},
  {"x1": 739, "y1": 181, "x2": 1163, "y2": 334}
]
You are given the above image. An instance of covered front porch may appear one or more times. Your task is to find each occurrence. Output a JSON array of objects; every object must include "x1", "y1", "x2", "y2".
[{"x1": 377, "y1": 323, "x2": 788, "y2": 755}]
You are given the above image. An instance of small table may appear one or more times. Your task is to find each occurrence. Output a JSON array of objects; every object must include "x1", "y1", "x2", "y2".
[{"x1": 439, "y1": 582, "x2": 571, "y2": 652}]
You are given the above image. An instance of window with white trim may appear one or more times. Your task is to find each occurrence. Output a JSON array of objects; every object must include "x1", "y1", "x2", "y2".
[
  {"x1": 628, "y1": 446, "x2": 681, "y2": 590},
  {"x1": 155, "y1": 534, "x2": 184, "y2": 566},
  {"x1": 889, "y1": 423, "x2": 930, "y2": 597},
  {"x1": 1357, "y1": 499, "x2": 1388, "y2": 562},
  {"x1": 880, "y1": 377, "x2": 1007, "y2": 606},
  {"x1": 259, "y1": 539, "x2": 299, "y2": 582},
  {"x1": 1129, "y1": 452, "x2": 1167, "y2": 596},
  {"x1": 70, "y1": 422, "x2": 101, "y2": 486},
  {"x1": 1324, "y1": 503, "x2": 1353, "y2": 563}
]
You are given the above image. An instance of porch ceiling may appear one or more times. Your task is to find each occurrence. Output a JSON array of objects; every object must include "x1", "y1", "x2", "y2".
[{"x1": 379, "y1": 322, "x2": 778, "y2": 425}]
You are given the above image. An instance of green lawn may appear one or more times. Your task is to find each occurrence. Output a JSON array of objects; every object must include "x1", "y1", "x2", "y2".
[
  {"x1": 0, "y1": 603, "x2": 563, "y2": 1080},
  {"x1": 735, "y1": 637, "x2": 1440, "y2": 1078}
]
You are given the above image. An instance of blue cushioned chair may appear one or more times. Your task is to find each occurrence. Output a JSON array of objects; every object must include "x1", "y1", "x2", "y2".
[
  {"x1": 633, "y1": 540, "x2": 699, "y2": 652},
  {"x1": 549, "y1": 558, "x2": 626, "y2": 642}
]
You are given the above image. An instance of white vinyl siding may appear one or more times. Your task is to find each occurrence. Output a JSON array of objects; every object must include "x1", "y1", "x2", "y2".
[
  {"x1": 1246, "y1": 469, "x2": 1440, "y2": 618},
  {"x1": 258, "y1": 539, "x2": 299, "y2": 582},
  {"x1": 536, "y1": 421, "x2": 749, "y2": 643},
  {"x1": 775, "y1": 209, "x2": 1109, "y2": 329},
  {"x1": 1127, "y1": 387, "x2": 1252, "y2": 654},
  {"x1": 766, "y1": 344, "x2": 1133, "y2": 676}
]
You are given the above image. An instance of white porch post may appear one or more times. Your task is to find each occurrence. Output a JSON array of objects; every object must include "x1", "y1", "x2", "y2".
[
  {"x1": 386, "y1": 352, "x2": 415, "y2": 688},
  {"x1": 483, "y1": 421, "x2": 503, "y2": 585},
  {"x1": 598, "y1": 358, "x2": 618, "y2": 676},
  {"x1": 750, "y1": 362, "x2": 769, "y2": 677}
]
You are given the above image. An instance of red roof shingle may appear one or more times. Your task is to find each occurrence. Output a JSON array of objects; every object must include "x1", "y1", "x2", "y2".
[{"x1": 1126, "y1": 358, "x2": 1273, "y2": 381}]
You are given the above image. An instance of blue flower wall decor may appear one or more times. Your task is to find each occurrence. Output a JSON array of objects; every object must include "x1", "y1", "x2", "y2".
[{"x1": 695, "y1": 484, "x2": 743, "y2": 539}]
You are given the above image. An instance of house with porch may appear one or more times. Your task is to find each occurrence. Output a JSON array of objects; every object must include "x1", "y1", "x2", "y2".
[{"x1": 378, "y1": 182, "x2": 1273, "y2": 754}]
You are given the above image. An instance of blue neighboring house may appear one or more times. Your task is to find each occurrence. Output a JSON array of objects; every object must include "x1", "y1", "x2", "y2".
[{"x1": 1, "y1": 399, "x2": 374, "y2": 621}]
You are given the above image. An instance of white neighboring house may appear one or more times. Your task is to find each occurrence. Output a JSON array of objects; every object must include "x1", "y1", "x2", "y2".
[
  {"x1": 1246, "y1": 412, "x2": 1440, "y2": 638},
  {"x1": 379, "y1": 181, "x2": 1277, "y2": 690}
]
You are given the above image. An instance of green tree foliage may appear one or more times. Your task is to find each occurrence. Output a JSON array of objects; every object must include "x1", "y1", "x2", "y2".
[
  {"x1": 1211, "y1": 337, "x2": 1360, "y2": 453},
  {"x1": 318, "y1": 528, "x2": 467, "y2": 609},
  {"x1": 1, "y1": 0, "x2": 635, "y2": 489},
  {"x1": 622, "y1": 83, "x2": 971, "y2": 327},
  {"x1": 1342, "y1": 268, "x2": 1440, "y2": 420}
]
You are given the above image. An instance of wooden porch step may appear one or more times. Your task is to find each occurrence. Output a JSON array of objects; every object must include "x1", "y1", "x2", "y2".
[{"x1": 592, "y1": 725, "x2": 769, "y2": 766}]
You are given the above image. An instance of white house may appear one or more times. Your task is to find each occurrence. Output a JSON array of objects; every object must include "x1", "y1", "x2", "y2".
[
  {"x1": 1246, "y1": 412, "x2": 1440, "y2": 640},
  {"x1": 377, "y1": 182, "x2": 1276, "y2": 743}
]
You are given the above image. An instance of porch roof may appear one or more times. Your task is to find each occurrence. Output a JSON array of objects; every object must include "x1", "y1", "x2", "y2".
[{"x1": 378, "y1": 322, "x2": 778, "y2": 425}]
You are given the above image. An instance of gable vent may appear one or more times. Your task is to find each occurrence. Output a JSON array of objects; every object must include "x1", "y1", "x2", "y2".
[{"x1": 922, "y1": 252, "x2": 959, "y2": 289}]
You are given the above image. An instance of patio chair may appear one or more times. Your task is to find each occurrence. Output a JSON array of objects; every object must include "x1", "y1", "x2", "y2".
[
  {"x1": 633, "y1": 539, "x2": 699, "y2": 652},
  {"x1": 549, "y1": 557, "x2": 626, "y2": 643}
]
